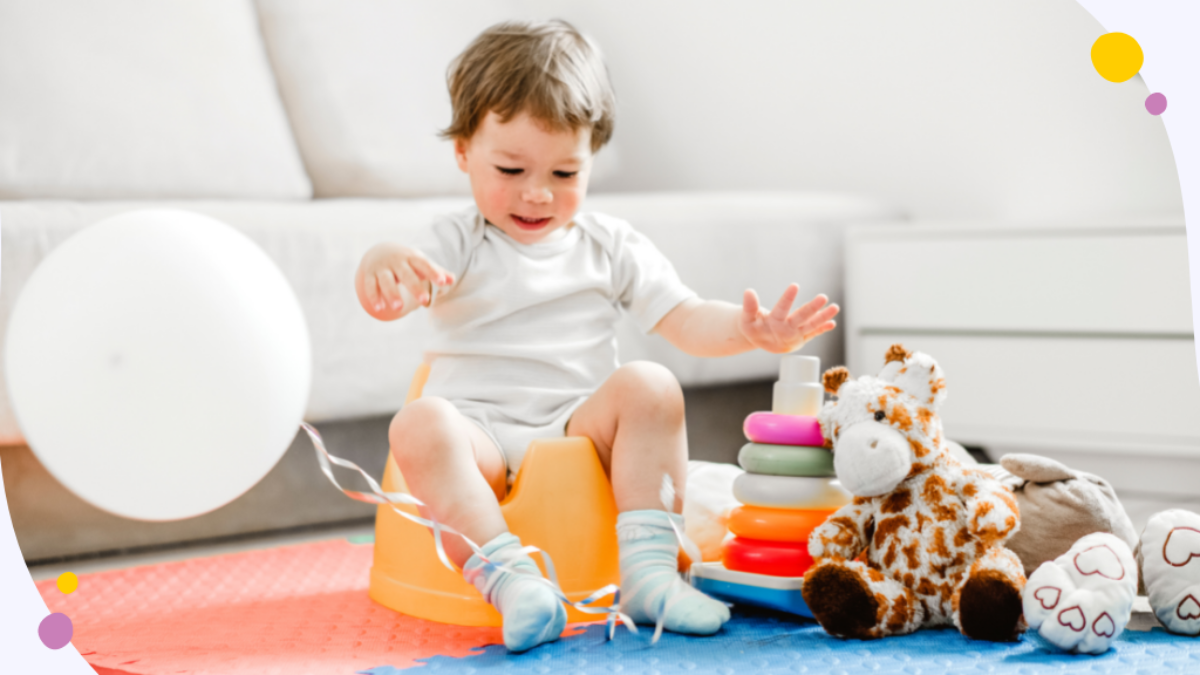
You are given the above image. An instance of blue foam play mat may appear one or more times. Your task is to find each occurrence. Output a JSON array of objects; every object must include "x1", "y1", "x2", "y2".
[{"x1": 358, "y1": 606, "x2": 1200, "y2": 674}]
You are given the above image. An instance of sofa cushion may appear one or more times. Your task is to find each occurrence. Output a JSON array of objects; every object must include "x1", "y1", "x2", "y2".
[
  {"x1": 254, "y1": 0, "x2": 518, "y2": 198},
  {"x1": 0, "y1": 0, "x2": 311, "y2": 200}
]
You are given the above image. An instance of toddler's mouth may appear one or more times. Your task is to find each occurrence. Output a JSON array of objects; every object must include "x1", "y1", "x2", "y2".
[{"x1": 512, "y1": 215, "x2": 551, "y2": 230}]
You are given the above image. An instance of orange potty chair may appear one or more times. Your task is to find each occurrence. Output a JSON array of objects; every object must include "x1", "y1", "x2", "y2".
[{"x1": 368, "y1": 362, "x2": 621, "y2": 626}]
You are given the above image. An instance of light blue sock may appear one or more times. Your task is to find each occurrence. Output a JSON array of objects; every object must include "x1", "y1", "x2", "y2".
[
  {"x1": 462, "y1": 532, "x2": 567, "y2": 653},
  {"x1": 617, "y1": 510, "x2": 731, "y2": 635}
]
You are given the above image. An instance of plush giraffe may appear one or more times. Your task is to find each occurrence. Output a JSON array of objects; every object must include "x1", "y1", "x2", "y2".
[{"x1": 801, "y1": 344, "x2": 1027, "y2": 641}]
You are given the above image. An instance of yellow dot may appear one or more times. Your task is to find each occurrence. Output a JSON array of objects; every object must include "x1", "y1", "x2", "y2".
[
  {"x1": 56, "y1": 572, "x2": 78, "y2": 594},
  {"x1": 1091, "y1": 33, "x2": 1143, "y2": 83}
]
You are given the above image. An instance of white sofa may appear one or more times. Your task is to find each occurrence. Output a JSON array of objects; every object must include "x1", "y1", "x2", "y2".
[{"x1": 0, "y1": 1, "x2": 901, "y2": 561}]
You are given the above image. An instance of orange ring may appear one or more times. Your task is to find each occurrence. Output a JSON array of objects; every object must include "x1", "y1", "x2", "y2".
[{"x1": 727, "y1": 506, "x2": 834, "y2": 542}]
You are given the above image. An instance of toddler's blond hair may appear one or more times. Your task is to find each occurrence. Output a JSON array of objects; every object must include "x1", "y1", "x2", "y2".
[{"x1": 442, "y1": 19, "x2": 615, "y2": 152}]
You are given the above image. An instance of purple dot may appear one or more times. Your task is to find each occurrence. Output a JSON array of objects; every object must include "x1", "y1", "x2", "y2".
[
  {"x1": 38, "y1": 613, "x2": 73, "y2": 650},
  {"x1": 1146, "y1": 92, "x2": 1168, "y2": 115}
]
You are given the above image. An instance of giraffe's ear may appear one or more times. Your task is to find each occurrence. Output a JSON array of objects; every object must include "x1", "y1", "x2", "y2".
[
  {"x1": 884, "y1": 344, "x2": 911, "y2": 365},
  {"x1": 823, "y1": 366, "x2": 850, "y2": 395},
  {"x1": 882, "y1": 351, "x2": 948, "y2": 410}
]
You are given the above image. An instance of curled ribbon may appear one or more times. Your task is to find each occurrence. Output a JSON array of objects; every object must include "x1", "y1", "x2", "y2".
[{"x1": 300, "y1": 422, "x2": 641, "y2": 641}]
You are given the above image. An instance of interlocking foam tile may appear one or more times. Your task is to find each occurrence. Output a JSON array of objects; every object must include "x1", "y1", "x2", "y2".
[
  {"x1": 35, "y1": 539, "x2": 513, "y2": 675},
  {"x1": 365, "y1": 606, "x2": 1200, "y2": 674}
]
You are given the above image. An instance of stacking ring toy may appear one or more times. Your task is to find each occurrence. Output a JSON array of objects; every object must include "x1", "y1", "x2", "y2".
[
  {"x1": 722, "y1": 536, "x2": 814, "y2": 577},
  {"x1": 732, "y1": 473, "x2": 851, "y2": 510},
  {"x1": 743, "y1": 412, "x2": 824, "y2": 446},
  {"x1": 727, "y1": 505, "x2": 834, "y2": 542},
  {"x1": 738, "y1": 442, "x2": 834, "y2": 477}
]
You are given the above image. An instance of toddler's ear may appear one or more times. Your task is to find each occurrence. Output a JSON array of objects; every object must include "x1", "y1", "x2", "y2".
[{"x1": 453, "y1": 137, "x2": 471, "y2": 172}]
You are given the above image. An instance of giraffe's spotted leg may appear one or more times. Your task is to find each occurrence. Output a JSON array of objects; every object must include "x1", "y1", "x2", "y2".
[
  {"x1": 955, "y1": 547, "x2": 1025, "y2": 642},
  {"x1": 803, "y1": 559, "x2": 924, "y2": 639}
]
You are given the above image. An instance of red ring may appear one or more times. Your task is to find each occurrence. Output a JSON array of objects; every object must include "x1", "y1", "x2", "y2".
[{"x1": 722, "y1": 536, "x2": 814, "y2": 577}]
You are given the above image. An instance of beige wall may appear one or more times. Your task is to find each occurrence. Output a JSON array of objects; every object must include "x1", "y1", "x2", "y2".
[{"x1": 517, "y1": 0, "x2": 1182, "y2": 222}]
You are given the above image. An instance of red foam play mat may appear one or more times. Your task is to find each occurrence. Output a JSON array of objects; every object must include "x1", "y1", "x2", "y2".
[{"x1": 35, "y1": 538, "x2": 582, "y2": 674}]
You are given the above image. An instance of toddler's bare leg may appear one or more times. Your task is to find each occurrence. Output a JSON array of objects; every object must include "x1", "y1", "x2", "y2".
[
  {"x1": 566, "y1": 361, "x2": 687, "y2": 512},
  {"x1": 391, "y1": 397, "x2": 568, "y2": 652},
  {"x1": 567, "y1": 361, "x2": 730, "y2": 635},
  {"x1": 389, "y1": 397, "x2": 508, "y2": 567}
]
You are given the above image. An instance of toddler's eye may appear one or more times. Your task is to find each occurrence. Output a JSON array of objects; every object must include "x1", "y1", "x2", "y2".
[
  {"x1": 553, "y1": 170, "x2": 578, "y2": 179},
  {"x1": 874, "y1": 410, "x2": 886, "y2": 422},
  {"x1": 496, "y1": 166, "x2": 523, "y2": 175}
]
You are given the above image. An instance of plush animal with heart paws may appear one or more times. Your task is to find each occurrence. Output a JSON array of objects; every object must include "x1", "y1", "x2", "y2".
[
  {"x1": 801, "y1": 345, "x2": 1026, "y2": 642},
  {"x1": 1023, "y1": 532, "x2": 1137, "y2": 654},
  {"x1": 1138, "y1": 509, "x2": 1200, "y2": 636}
]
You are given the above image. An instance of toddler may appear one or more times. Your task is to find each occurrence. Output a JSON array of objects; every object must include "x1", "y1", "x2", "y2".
[{"x1": 355, "y1": 19, "x2": 839, "y2": 652}]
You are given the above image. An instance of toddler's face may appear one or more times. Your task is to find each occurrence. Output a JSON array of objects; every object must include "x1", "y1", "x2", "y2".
[{"x1": 455, "y1": 111, "x2": 592, "y2": 245}]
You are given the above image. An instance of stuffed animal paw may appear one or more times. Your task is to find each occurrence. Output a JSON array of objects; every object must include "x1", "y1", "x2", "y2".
[
  {"x1": 1023, "y1": 532, "x2": 1137, "y2": 654},
  {"x1": 1138, "y1": 509, "x2": 1200, "y2": 636}
]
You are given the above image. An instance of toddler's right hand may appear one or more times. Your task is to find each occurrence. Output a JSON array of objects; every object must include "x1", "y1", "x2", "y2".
[{"x1": 355, "y1": 243, "x2": 454, "y2": 320}]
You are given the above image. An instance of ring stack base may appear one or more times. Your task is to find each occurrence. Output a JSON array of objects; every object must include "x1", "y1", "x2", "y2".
[{"x1": 690, "y1": 562, "x2": 812, "y2": 618}]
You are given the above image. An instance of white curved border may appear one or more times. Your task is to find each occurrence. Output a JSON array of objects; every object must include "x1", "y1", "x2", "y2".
[
  {"x1": 0, "y1": 3, "x2": 1194, "y2": 669},
  {"x1": 0, "y1": 462, "x2": 93, "y2": 669},
  {"x1": 1075, "y1": 2, "x2": 1200, "y2": 383}
]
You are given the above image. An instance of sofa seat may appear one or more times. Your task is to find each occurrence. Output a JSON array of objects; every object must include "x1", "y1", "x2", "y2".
[{"x1": 0, "y1": 191, "x2": 901, "y2": 447}]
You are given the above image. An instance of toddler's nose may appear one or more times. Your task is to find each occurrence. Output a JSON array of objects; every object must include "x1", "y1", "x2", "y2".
[{"x1": 523, "y1": 186, "x2": 552, "y2": 204}]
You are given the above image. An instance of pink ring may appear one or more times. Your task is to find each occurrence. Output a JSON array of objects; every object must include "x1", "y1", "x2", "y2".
[{"x1": 743, "y1": 412, "x2": 824, "y2": 446}]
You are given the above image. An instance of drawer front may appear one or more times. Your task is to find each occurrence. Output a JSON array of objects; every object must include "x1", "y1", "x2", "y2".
[
  {"x1": 848, "y1": 229, "x2": 1193, "y2": 334},
  {"x1": 855, "y1": 334, "x2": 1200, "y2": 457}
]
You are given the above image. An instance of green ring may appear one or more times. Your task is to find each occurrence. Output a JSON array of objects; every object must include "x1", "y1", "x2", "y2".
[{"x1": 737, "y1": 442, "x2": 835, "y2": 477}]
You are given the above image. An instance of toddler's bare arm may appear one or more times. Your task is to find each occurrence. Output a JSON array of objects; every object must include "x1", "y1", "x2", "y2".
[{"x1": 654, "y1": 283, "x2": 838, "y2": 357}]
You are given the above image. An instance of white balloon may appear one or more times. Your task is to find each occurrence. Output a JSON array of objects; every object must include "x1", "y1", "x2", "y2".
[{"x1": 5, "y1": 209, "x2": 311, "y2": 521}]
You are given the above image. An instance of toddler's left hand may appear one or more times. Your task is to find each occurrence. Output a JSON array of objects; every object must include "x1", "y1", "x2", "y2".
[{"x1": 739, "y1": 284, "x2": 838, "y2": 354}]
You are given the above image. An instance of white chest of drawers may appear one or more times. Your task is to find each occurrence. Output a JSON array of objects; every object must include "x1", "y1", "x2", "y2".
[{"x1": 844, "y1": 221, "x2": 1198, "y2": 494}]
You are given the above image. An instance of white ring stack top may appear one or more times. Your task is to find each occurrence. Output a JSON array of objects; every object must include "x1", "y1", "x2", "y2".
[{"x1": 772, "y1": 355, "x2": 823, "y2": 417}]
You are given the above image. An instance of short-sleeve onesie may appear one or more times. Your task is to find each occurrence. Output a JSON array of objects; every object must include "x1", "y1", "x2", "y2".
[{"x1": 418, "y1": 206, "x2": 696, "y2": 475}]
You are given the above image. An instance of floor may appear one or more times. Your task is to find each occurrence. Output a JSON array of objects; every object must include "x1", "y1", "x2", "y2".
[
  {"x1": 30, "y1": 526, "x2": 1189, "y2": 675},
  {"x1": 26, "y1": 521, "x2": 376, "y2": 582},
  {"x1": 25, "y1": 467, "x2": 1200, "y2": 675}
]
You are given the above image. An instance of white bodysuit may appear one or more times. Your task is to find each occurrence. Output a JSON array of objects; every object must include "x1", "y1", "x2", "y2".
[{"x1": 418, "y1": 206, "x2": 696, "y2": 474}]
